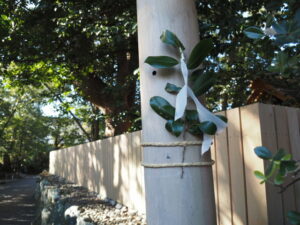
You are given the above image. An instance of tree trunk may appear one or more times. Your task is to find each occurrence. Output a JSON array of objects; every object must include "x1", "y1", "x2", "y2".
[
  {"x1": 91, "y1": 104, "x2": 101, "y2": 140},
  {"x1": 77, "y1": 49, "x2": 138, "y2": 137},
  {"x1": 3, "y1": 153, "x2": 11, "y2": 173},
  {"x1": 137, "y1": 0, "x2": 216, "y2": 224}
]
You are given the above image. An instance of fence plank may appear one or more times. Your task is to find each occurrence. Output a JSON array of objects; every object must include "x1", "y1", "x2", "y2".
[
  {"x1": 258, "y1": 104, "x2": 285, "y2": 225},
  {"x1": 240, "y1": 104, "x2": 268, "y2": 225},
  {"x1": 211, "y1": 137, "x2": 220, "y2": 225},
  {"x1": 134, "y1": 131, "x2": 145, "y2": 212},
  {"x1": 215, "y1": 111, "x2": 232, "y2": 225},
  {"x1": 274, "y1": 106, "x2": 296, "y2": 222},
  {"x1": 99, "y1": 139, "x2": 107, "y2": 197},
  {"x1": 227, "y1": 107, "x2": 247, "y2": 225},
  {"x1": 113, "y1": 135, "x2": 121, "y2": 200},
  {"x1": 286, "y1": 107, "x2": 300, "y2": 211}
]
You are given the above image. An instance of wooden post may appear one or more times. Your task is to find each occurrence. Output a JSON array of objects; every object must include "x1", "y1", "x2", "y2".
[{"x1": 137, "y1": 0, "x2": 216, "y2": 224}]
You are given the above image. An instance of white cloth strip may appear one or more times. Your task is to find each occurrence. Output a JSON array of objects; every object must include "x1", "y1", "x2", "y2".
[{"x1": 174, "y1": 53, "x2": 227, "y2": 154}]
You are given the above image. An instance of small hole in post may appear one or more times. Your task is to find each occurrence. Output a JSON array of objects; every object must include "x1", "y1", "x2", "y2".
[{"x1": 152, "y1": 71, "x2": 157, "y2": 76}]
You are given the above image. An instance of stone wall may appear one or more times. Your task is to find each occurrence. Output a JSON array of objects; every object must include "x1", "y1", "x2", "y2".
[{"x1": 33, "y1": 173, "x2": 146, "y2": 225}]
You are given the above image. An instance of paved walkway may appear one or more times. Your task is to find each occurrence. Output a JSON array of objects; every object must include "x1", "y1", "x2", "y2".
[{"x1": 0, "y1": 176, "x2": 37, "y2": 225}]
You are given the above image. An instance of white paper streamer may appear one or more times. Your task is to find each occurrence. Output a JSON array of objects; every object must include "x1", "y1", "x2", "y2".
[
  {"x1": 174, "y1": 54, "x2": 227, "y2": 154},
  {"x1": 175, "y1": 57, "x2": 188, "y2": 120}
]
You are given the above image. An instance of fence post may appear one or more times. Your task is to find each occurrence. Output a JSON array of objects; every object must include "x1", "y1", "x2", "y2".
[{"x1": 136, "y1": 0, "x2": 216, "y2": 224}]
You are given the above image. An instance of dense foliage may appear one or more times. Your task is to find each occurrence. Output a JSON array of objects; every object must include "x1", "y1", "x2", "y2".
[
  {"x1": 196, "y1": 0, "x2": 300, "y2": 109},
  {"x1": 0, "y1": 0, "x2": 139, "y2": 136},
  {"x1": 0, "y1": 82, "x2": 97, "y2": 173}
]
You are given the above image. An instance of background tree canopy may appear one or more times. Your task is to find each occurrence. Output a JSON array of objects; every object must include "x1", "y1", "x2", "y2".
[{"x1": 0, "y1": 0, "x2": 299, "y2": 172}]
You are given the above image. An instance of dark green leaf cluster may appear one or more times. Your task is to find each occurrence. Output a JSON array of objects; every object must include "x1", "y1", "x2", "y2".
[
  {"x1": 145, "y1": 30, "x2": 214, "y2": 70},
  {"x1": 254, "y1": 146, "x2": 300, "y2": 224},
  {"x1": 254, "y1": 147, "x2": 299, "y2": 185},
  {"x1": 149, "y1": 96, "x2": 219, "y2": 137},
  {"x1": 288, "y1": 211, "x2": 300, "y2": 225},
  {"x1": 146, "y1": 30, "x2": 227, "y2": 137}
]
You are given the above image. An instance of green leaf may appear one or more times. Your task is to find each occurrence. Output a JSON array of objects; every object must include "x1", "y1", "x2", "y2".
[
  {"x1": 274, "y1": 174, "x2": 284, "y2": 185},
  {"x1": 288, "y1": 211, "x2": 300, "y2": 225},
  {"x1": 265, "y1": 161, "x2": 275, "y2": 177},
  {"x1": 281, "y1": 160, "x2": 298, "y2": 173},
  {"x1": 145, "y1": 56, "x2": 179, "y2": 68},
  {"x1": 279, "y1": 162, "x2": 287, "y2": 177},
  {"x1": 185, "y1": 110, "x2": 199, "y2": 124},
  {"x1": 254, "y1": 146, "x2": 272, "y2": 160},
  {"x1": 282, "y1": 154, "x2": 292, "y2": 161},
  {"x1": 160, "y1": 30, "x2": 185, "y2": 50},
  {"x1": 243, "y1": 26, "x2": 265, "y2": 39},
  {"x1": 187, "y1": 39, "x2": 213, "y2": 69},
  {"x1": 198, "y1": 121, "x2": 217, "y2": 135},
  {"x1": 165, "y1": 83, "x2": 181, "y2": 94},
  {"x1": 273, "y1": 148, "x2": 286, "y2": 161},
  {"x1": 150, "y1": 96, "x2": 175, "y2": 120},
  {"x1": 191, "y1": 70, "x2": 216, "y2": 96},
  {"x1": 188, "y1": 124, "x2": 203, "y2": 136},
  {"x1": 216, "y1": 115, "x2": 228, "y2": 123},
  {"x1": 254, "y1": 170, "x2": 266, "y2": 180},
  {"x1": 272, "y1": 22, "x2": 287, "y2": 35},
  {"x1": 165, "y1": 119, "x2": 184, "y2": 137},
  {"x1": 1, "y1": 15, "x2": 8, "y2": 21}
]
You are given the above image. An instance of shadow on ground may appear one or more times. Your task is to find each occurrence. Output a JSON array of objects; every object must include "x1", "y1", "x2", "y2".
[{"x1": 0, "y1": 175, "x2": 36, "y2": 225}]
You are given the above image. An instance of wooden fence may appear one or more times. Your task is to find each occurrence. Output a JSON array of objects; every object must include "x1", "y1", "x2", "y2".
[{"x1": 49, "y1": 103, "x2": 300, "y2": 225}]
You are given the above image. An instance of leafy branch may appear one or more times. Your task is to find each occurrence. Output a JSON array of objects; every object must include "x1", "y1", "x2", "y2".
[
  {"x1": 254, "y1": 146, "x2": 300, "y2": 224},
  {"x1": 144, "y1": 30, "x2": 226, "y2": 138}
]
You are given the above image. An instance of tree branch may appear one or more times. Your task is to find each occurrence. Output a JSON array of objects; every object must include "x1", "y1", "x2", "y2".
[
  {"x1": 279, "y1": 176, "x2": 300, "y2": 194},
  {"x1": 43, "y1": 83, "x2": 92, "y2": 142}
]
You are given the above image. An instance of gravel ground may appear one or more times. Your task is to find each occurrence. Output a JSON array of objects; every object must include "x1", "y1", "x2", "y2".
[{"x1": 41, "y1": 173, "x2": 147, "y2": 225}]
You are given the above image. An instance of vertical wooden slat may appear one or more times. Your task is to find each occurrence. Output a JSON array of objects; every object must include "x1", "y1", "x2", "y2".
[
  {"x1": 78, "y1": 146, "x2": 83, "y2": 185},
  {"x1": 129, "y1": 132, "x2": 135, "y2": 205},
  {"x1": 99, "y1": 138, "x2": 106, "y2": 197},
  {"x1": 104, "y1": 138, "x2": 109, "y2": 197},
  {"x1": 215, "y1": 111, "x2": 232, "y2": 225},
  {"x1": 113, "y1": 135, "x2": 121, "y2": 200},
  {"x1": 274, "y1": 106, "x2": 296, "y2": 222},
  {"x1": 259, "y1": 104, "x2": 284, "y2": 225},
  {"x1": 134, "y1": 131, "x2": 146, "y2": 212},
  {"x1": 240, "y1": 104, "x2": 268, "y2": 225},
  {"x1": 286, "y1": 107, "x2": 300, "y2": 211},
  {"x1": 105, "y1": 140, "x2": 109, "y2": 196},
  {"x1": 139, "y1": 131, "x2": 146, "y2": 212},
  {"x1": 227, "y1": 108, "x2": 247, "y2": 225},
  {"x1": 94, "y1": 141, "x2": 101, "y2": 193},
  {"x1": 108, "y1": 137, "x2": 114, "y2": 200},
  {"x1": 87, "y1": 143, "x2": 93, "y2": 190},
  {"x1": 211, "y1": 136, "x2": 220, "y2": 225},
  {"x1": 119, "y1": 133, "x2": 130, "y2": 203},
  {"x1": 126, "y1": 133, "x2": 131, "y2": 205},
  {"x1": 111, "y1": 137, "x2": 115, "y2": 200}
]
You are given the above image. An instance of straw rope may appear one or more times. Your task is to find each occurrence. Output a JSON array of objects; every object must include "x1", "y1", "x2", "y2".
[
  {"x1": 142, "y1": 161, "x2": 214, "y2": 168},
  {"x1": 141, "y1": 141, "x2": 202, "y2": 147}
]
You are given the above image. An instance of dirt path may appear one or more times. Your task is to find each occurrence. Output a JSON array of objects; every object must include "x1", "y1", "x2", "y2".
[{"x1": 0, "y1": 176, "x2": 37, "y2": 225}]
